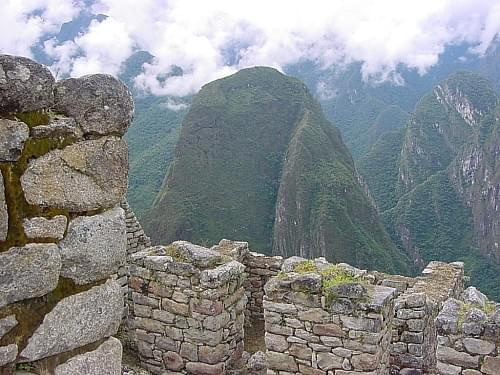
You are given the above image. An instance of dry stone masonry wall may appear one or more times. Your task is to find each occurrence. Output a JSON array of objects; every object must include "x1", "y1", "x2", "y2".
[
  {"x1": 127, "y1": 240, "x2": 248, "y2": 375},
  {"x1": 263, "y1": 256, "x2": 396, "y2": 375},
  {"x1": 126, "y1": 238, "x2": 500, "y2": 375},
  {"x1": 435, "y1": 287, "x2": 500, "y2": 374},
  {"x1": 0, "y1": 54, "x2": 132, "y2": 374},
  {"x1": 390, "y1": 261, "x2": 465, "y2": 374}
]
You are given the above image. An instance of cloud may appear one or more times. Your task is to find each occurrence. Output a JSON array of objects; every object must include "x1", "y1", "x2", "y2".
[
  {"x1": 0, "y1": 0, "x2": 82, "y2": 57},
  {"x1": 162, "y1": 98, "x2": 189, "y2": 112},
  {"x1": 1, "y1": 0, "x2": 499, "y2": 96}
]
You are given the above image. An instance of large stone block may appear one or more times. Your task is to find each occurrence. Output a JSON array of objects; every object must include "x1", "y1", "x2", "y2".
[
  {"x1": 59, "y1": 207, "x2": 126, "y2": 284},
  {"x1": 21, "y1": 137, "x2": 128, "y2": 211},
  {"x1": 54, "y1": 337, "x2": 122, "y2": 375},
  {"x1": 436, "y1": 345, "x2": 479, "y2": 368},
  {"x1": 53, "y1": 74, "x2": 133, "y2": 136},
  {"x1": 0, "y1": 54, "x2": 54, "y2": 112},
  {"x1": 0, "y1": 243, "x2": 61, "y2": 308},
  {"x1": 23, "y1": 215, "x2": 67, "y2": 239},
  {"x1": 20, "y1": 280, "x2": 122, "y2": 362},
  {"x1": 0, "y1": 344, "x2": 17, "y2": 366},
  {"x1": 0, "y1": 171, "x2": 7, "y2": 241},
  {"x1": 0, "y1": 119, "x2": 29, "y2": 161}
]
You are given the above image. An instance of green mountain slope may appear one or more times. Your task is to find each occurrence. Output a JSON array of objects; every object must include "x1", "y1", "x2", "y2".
[
  {"x1": 359, "y1": 71, "x2": 500, "y2": 298},
  {"x1": 143, "y1": 67, "x2": 408, "y2": 273}
]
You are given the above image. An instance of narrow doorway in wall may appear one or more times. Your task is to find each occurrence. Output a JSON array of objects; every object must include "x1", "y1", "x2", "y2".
[{"x1": 244, "y1": 319, "x2": 266, "y2": 353}]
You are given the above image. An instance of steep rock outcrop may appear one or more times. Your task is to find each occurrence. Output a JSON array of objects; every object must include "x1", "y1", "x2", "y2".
[{"x1": 144, "y1": 67, "x2": 407, "y2": 273}]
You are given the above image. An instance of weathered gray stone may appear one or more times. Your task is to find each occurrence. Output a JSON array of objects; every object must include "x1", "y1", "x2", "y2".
[
  {"x1": 0, "y1": 344, "x2": 17, "y2": 366},
  {"x1": 316, "y1": 352, "x2": 343, "y2": 371},
  {"x1": 23, "y1": 215, "x2": 67, "y2": 239},
  {"x1": 435, "y1": 298, "x2": 461, "y2": 334},
  {"x1": 0, "y1": 315, "x2": 17, "y2": 339},
  {"x1": 291, "y1": 273, "x2": 322, "y2": 293},
  {"x1": 20, "y1": 280, "x2": 122, "y2": 362},
  {"x1": 0, "y1": 171, "x2": 7, "y2": 241},
  {"x1": 312, "y1": 323, "x2": 345, "y2": 337},
  {"x1": 351, "y1": 353, "x2": 377, "y2": 371},
  {"x1": 298, "y1": 308, "x2": 330, "y2": 323},
  {"x1": 247, "y1": 351, "x2": 267, "y2": 372},
  {"x1": 0, "y1": 54, "x2": 54, "y2": 112},
  {"x1": 406, "y1": 292, "x2": 426, "y2": 308},
  {"x1": 281, "y1": 256, "x2": 307, "y2": 272},
  {"x1": 436, "y1": 345, "x2": 479, "y2": 368},
  {"x1": 53, "y1": 74, "x2": 133, "y2": 136},
  {"x1": 0, "y1": 119, "x2": 29, "y2": 161},
  {"x1": 54, "y1": 337, "x2": 122, "y2": 375},
  {"x1": 481, "y1": 356, "x2": 500, "y2": 375},
  {"x1": 267, "y1": 351, "x2": 298, "y2": 372},
  {"x1": 437, "y1": 361, "x2": 461, "y2": 375},
  {"x1": 21, "y1": 137, "x2": 128, "y2": 212},
  {"x1": 59, "y1": 207, "x2": 126, "y2": 284},
  {"x1": 171, "y1": 241, "x2": 222, "y2": 267},
  {"x1": 463, "y1": 337, "x2": 495, "y2": 355},
  {"x1": 327, "y1": 282, "x2": 366, "y2": 299},
  {"x1": 31, "y1": 116, "x2": 82, "y2": 139},
  {"x1": 185, "y1": 361, "x2": 224, "y2": 375},
  {"x1": 163, "y1": 351, "x2": 184, "y2": 371},
  {"x1": 199, "y1": 344, "x2": 229, "y2": 364},
  {"x1": 180, "y1": 342, "x2": 198, "y2": 361},
  {"x1": 200, "y1": 260, "x2": 245, "y2": 288},
  {"x1": 462, "y1": 370, "x2": 482, "y2": 375},
  {"x1": 265, "y1": 332, "x2": 289, "y2": 352},
  {"x1": 462, "y1": 286, "x2": 488, "y2": 307},
  {"x1": 340, "y1": 316, "x2": 378, "y2": 332},
  {"x1": 0, "y1": 243, "x2": 61, "y2": 308}
]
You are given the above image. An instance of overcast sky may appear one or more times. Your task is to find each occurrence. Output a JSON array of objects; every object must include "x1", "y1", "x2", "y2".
[{"x1": 1, "y1": 0, "x2": 499, "y2": 96}]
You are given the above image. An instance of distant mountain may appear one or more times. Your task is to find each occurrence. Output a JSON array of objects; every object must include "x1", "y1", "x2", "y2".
[
  {"x1": 143, "y1": 67, "x2": 409, "y2": 273},
  {"x1": 358, "y1": 71, "x2": 500, "y2": 298}
]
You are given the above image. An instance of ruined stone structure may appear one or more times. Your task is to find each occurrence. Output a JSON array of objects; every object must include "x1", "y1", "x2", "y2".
[
  {"x1": 0, "y1": 54, "x2": 132, "y2": 374},
  {"x1": 127, "y1": 240, "x2": 248, "y2": 374},
  {"x1": 1, "y1": 53, "x2": 499, "y2": 375},
  {"x1": 126, "y1": 238, "x2": 500, "y2": 375}
]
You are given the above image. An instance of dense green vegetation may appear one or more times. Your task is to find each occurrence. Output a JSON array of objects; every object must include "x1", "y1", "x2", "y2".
[
  {"x1": 359, "y1": 71, "x2": 500, "y2": 299},
  {"x1": 358, "y1": 130, "x2": 403, "y2": 212},
  {"x1": 142, "y1": 67, "x2": 408, "y2": 273}
]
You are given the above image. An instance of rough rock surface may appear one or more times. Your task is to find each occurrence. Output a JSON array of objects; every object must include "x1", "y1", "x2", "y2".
[
  {"x1": 59, "y1": 207, "x2": 126, "y2": 284},
  {"x1": 54, "y1": 337, "x2": 122, "y2": 375},
  {"x1": 0, "y1": 344, "x2": 17, "y2": 367},
  {"x1": 0, "y1": 243, "x2": 61, "y2": 308},
  {"x1": 20, "y1": 280, "x2": 122, "y2": 362},
  {"x1": 31, "y1": 116, "x2": 82, "y2": 139},
  {"x1": 21, "y1": 137, "x2": 128, "y2": 211},
  {"x1": 23, "y1": 215, "x2": 67, "y2": 239},
  {"x1": 0, "y1": 54, "x2": 54, "y2": 112},
  {"x1": 0, "y1": 315, "x2": 17, "y2": 339},
  {"x1": 53, "y1": 74, "x2": 134, "y2": 136},
  {"x1": 172, "y1": 240, "x2": 222, "y2": 267},
  {"x1": 0, "y1": 119, "x2": 29, "y2": 161},
  {"x1": 0, "y1": 171, "x2": 7, "y2": 241}
]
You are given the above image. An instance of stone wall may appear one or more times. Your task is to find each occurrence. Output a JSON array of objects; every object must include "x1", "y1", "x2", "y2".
[
  {"x1": 390, "y1": 261, "x2": 465, "y2": 374},
  {"x1": 120, "y1": 200, "x2": 152, "y2": 320},
  {"x1": 242, "y1": 252, "x2": 283, "y2": 323},
  {"x1": 435, "y1": 287, "x2": 500, "y2": 374},
  {"x1": 0, "y1": 54, "x2": 131, "y2": 374},
  {"x1": 128, "y1": 240, "x2": 248, "y2": 374},
  {"x1": 263, "y1": 257, "x2": 396, "y2": 375}
]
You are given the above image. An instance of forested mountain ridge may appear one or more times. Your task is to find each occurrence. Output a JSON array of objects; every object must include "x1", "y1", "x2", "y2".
[
  {"x1": 143, "y1": 67, "x2": 409, "y2": 274},
  {"x1": 359, "y1": 71, "x2": 500, "y2": 298}
]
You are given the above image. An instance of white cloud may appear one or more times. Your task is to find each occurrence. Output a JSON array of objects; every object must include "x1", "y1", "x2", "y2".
[
  {"x1": 162, "y1": 98, "x2": 188, "y2": 112},
  {"x1": 1, "y1": 0, "x2": 499, "y2": 96},
  {"x1": 0, "y1": 0, "x2": 82, "y2": 57}
]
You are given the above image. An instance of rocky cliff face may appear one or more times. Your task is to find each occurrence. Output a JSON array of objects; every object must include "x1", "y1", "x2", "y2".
[
  {"x1": 144, "y1": 67, "x2": 408, "y2": 273},
  {"x1": 359, "y1": 71, "x2": 500, "y2": 298},
  {"x1": 0, "y1": 54, "x2": 130, "y2": 374}
]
